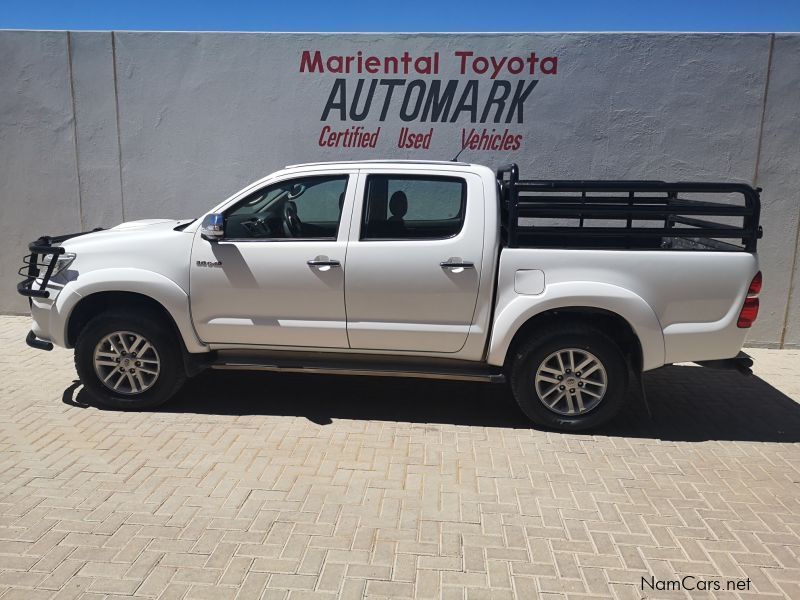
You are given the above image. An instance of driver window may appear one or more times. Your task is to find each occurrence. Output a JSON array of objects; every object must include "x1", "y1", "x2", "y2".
[{"x1": 224, "y1": 175, "x2": 349, "y2": 240}]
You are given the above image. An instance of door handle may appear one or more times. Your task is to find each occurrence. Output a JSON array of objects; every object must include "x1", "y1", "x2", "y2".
[
  {"x1": 307, "y1": 258, "x2": 341, "y2": 267},
  {"x1": 440, "y1": 259, "x2": 475, "y2": 269}
]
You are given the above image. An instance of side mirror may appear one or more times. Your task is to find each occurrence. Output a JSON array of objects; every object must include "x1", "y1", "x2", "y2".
[{"x1": 201, "y1": 213, "x2": 224, "y2": 241}]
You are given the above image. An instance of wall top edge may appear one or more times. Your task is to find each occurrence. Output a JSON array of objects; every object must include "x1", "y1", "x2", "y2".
[{"x1": 1, "y1": 29, "x2": 798, "y2": 35}]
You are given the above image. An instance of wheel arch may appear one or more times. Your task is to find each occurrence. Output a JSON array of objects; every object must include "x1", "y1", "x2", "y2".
[
  {"x1": 67, "y1": 291, "x2": 180, "y2": 348},
  {"x1": 59, "y1": 268, "x2": 207, "y2": 354},
  {"x1": 501, "y1": 307, "x2": 644, "y2": 373},
  {"x1": 488, "y1": 282, "x2": 665, "y2": 371}
]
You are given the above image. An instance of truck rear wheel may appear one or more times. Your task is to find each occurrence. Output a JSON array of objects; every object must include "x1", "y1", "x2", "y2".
[
  {"x1": 510, "y1": 325, "x2": 629, "y2": 431},
  {"x1": 74, "y1": 308, "x2": 186, "y2": 410}
]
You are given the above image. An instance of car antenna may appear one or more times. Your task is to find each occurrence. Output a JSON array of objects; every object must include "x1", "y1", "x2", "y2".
[{"x1": 451, "y1": 138, "x2": 470, "y2": 162}]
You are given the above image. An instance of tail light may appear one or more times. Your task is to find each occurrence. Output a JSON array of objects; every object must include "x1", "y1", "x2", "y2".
[
  {"x1": 748, "y1": 271, "x2": 762, "y2": 295},
  {"x1": 737, "y1": 271, "x2": 762, "y2": 328}
]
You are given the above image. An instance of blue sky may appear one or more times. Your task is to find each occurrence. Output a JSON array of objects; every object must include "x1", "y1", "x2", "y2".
[{"x1": 1, "y1": 0, "x2": 798, "y2": 31}]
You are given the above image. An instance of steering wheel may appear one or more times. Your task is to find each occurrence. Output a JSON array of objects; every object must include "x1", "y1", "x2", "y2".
[
  {"x1": 241, "y1": 216, "x2": 271, "y2": 237},
  {"x1": 283, "y1": 200, "x2": 303, "y2": 237}
]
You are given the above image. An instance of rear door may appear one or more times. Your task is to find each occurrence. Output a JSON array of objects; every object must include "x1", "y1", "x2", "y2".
[{"x1": 344, "y1": 169, "x2": 485, "y2": 353}]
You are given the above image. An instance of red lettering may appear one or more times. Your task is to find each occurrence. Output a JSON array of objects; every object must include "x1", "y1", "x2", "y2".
[
  {"x1": 473, "y1": 56, "x2": 489, "y2": 74},
  {"x1": 327, "y1": 55, "x2": 343, "y2": 73},
  {"x1": 527, "y1": 52, "x2": 539, "y2": 74},
  {"x1": 489, "y1": 56, "x2": 507, "y2": 79},
  {"x1": 460, "y1": 128, "x2": 523, "y2": 151},
  {"x1": 454, "y1": 51, "x2": 473, "y2": 74},
  {"x1": 300, "y1": 50, "x2": 324, "y2": 72},
  {"x1": 318, "y1": 125, "x2": 332, "y2": 146},
  {"x1": 507, "y1": 57, "x2": 524, "y2": 74},
  {"x1": 400, "y1": 51, "x2": 413, "y2": 74},
  {"x1": 414, "y1": 55, "x2": 435, "y2": 75},
  {"x1": 540, "y1": 56, "x2": 558, "y2": 74}
]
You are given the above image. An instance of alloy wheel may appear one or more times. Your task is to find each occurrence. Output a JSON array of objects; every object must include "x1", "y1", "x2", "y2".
[
  {"x1": 534, "y1": 348, "x2": 608, "y2": 415},
  {"x1": 93, "y1": 331, "x2": 161, "y2": 395}
]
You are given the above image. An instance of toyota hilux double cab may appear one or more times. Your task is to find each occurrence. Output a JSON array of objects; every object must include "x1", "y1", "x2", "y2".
[{"x1": 18, "y1": 160, "x2": 763, "y2": 431}]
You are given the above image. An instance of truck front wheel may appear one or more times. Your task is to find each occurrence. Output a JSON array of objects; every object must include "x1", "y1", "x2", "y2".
[
  {"x1": 510, "y1": 325, "x2": 629, "y2": 431},
  {"x1": 74, "y1": 308, "x2": 186, "y2": 410}
]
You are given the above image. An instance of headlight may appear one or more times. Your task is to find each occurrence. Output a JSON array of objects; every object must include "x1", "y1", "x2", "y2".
[{"x1": 39, "y1": 252, "x2": 76, "y2": 276}]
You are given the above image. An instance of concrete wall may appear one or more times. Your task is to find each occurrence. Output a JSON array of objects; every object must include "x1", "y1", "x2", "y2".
[{"x1": 1, "y1": 31, "x2": 799, "y2": 346}]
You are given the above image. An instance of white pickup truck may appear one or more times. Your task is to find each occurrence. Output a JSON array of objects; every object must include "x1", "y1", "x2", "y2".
[{"x1": 19, "y1": 160, "x2": 764, "y2": 431}]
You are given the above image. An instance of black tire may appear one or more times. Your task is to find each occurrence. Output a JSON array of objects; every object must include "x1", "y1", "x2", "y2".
[
  {"x1": 510, "y1": 324, "x2": 629, "y2": 431},
  {"x1": 74, "y1": 308, "x2": 186, "y2": 410}
]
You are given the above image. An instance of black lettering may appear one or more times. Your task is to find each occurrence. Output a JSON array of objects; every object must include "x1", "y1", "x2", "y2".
[
  {"x1": 480, "y1": 80, "x2": 512, "y2": 123},
  {"x1": 421, "y1": 80, "x2": 458, "y2": 122},
  {"x1": 505, "y1": 80, "x2": 538, "y2": 124},
  {"x1": 349, "y1": 79, "x2": 377, "y2": 121},
  {"x1": 378, "y1": 79, "x2": 405, "y2": 121},
  {"x1": 321, "y1": 79, "x2": 347, "y2": 121},
  {"x1": 400, "y1": 80, "x2": 426, "y2": 122},
  {"x1": 450, "y1": 80, "x2": 479, "y2": 123}
]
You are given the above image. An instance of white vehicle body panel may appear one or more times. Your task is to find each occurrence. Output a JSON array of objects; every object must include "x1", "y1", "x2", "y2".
[
  {"x1": 190, "y1": 239, "x2": 349, "y2": 347},
  {"x1": 488, "y1": 248, "x2": 758, "y2": 369},
  {"x1": 189, "y1": 168, "x2": 358, "y2": 348},
  {"x1": 343, "y1": 168, "x2": 486, "y2": 353},
  {"x1": 23, "y1": 160, "x2": 759, "y2": 376},
  {"x1": 29, "y1": 221, "x2": 207, "y2": 353}
]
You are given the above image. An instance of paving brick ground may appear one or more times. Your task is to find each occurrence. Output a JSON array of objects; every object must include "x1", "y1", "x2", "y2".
[{"x1": 0, "y1": 314, "x2": 798, "y2": 599}]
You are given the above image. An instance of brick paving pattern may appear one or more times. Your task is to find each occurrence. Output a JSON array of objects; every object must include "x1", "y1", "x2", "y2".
[{"x1": 0, "y1": 315, "x2": 798, "y2": 599}]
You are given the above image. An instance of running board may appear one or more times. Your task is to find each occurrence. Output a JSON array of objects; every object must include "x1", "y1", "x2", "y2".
[{"x1": 210, "y1": 356, "x2": 506, "y2": 383}]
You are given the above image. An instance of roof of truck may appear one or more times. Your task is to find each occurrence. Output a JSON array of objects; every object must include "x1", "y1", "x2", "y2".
[{"x1": 284, "y1": 159, "x2": 471, "y2": 168}]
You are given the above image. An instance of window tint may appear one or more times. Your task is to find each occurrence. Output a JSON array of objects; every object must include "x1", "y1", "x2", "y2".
[
  {"x1": 225, "y1": 175, "x2": 348, "y2": 240},
  {"x1": 361, "y1": 176, "x2": 466, "y2": 240}
]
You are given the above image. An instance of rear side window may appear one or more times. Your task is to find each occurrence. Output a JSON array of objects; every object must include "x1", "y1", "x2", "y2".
[{"x1": 361, "y1": 175, "x2": 466, "y2": 240}]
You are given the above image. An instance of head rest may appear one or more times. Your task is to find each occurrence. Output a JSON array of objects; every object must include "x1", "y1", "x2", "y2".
[{"x1": 389, "y1": 191, "x2": 408, "y2": 218}]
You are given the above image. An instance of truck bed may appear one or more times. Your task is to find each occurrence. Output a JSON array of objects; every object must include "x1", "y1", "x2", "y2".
[
  {"x1": 493, "y1": 246, "x2": 759, "y2": 369},
  {"x1": 496, "y1": 165, "x2": 762, "y2": 253},
  {"x1": 488, "y1": 165, "x2": 762, "y2": 371}
]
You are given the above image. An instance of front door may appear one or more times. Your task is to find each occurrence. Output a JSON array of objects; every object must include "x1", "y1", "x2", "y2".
[
  {"x1": 344, "y1": 171, "x2": 485, "y2": 353},
  {"x1": 190, "y1": 172, "x2": 354, "y2": 347}
]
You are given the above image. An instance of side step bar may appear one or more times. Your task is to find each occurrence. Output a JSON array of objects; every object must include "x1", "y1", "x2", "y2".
[{"x1": 211, "y1": 357, "x2": 506, "y2": 384}]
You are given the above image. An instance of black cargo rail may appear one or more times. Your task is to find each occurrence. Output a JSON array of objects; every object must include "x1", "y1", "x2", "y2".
[
  {"x1": 17, "y1": 229, "x2": 101, "y2": 299},
  {"x1": 496, "y1": 164, "x2": 762, "y2": 252}
]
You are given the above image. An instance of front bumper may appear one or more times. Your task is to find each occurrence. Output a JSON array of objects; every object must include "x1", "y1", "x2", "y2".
[
  {"x1": 26, "y1": 330, "x2": 53, "y2": 351},
  {"x1": 25, "y1": 287, "x2": 78, "y2": 351}
]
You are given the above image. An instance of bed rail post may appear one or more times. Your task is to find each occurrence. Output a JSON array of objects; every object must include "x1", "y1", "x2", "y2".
[{"x1": 496, "y1": 163, "x2": 520, "y2": 248}]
